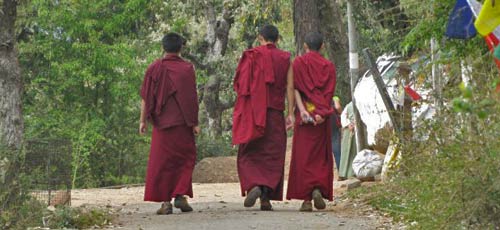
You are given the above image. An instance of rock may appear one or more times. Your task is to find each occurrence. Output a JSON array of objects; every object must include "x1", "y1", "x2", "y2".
[
  {"x1": 335, "y1": 178, "x2": 362, "y2": 190},
  {"x1": 47, "y1": 205, "x2": 56, "y2": 212}
]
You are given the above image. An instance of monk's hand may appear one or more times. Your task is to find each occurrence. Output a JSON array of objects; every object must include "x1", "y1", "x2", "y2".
[
  {"x1": 193, "y1": 126, "x2": 201, "y2": 136},
  {"x1": 286, "y1": 115, "x2": 294, "y2": 130},
  {"x1": 139, "y1": 121, "x2": 147, "y2": 135},
  {"x1": 300, "y1": 110, "x2": 315, "y2": 125},
  {"x1": 314, "y1": 114, "x2": 325, "y2": 125}
]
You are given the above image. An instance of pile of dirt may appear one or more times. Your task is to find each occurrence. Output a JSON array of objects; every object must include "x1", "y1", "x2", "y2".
[
  {"x1": 192, "y1": 156, "x2": 239, "y2": 183},
  {"x1": 193, "y1": 138, "x2": 294, "y2": 183}
]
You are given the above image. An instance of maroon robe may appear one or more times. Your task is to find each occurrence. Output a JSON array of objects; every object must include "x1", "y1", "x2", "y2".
[
  {"x1": 233, "y1": 44, "x2": 290, "y2": 200},
  {"x1": 140, "y1": 54, "x2": 198, "y2": 202},
  {"x1": 286, "y1": 51, "x2": 336, "y2": 201}
]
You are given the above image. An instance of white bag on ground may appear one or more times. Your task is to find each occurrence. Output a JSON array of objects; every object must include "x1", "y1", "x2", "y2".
[{"x1": 352, "y1": 149, "x2": 384, "y2": 178}]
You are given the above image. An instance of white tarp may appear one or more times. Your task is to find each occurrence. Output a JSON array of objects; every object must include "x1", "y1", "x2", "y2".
[{"x1": 353, "y1": 54, "x2": 436, "y2": 145}]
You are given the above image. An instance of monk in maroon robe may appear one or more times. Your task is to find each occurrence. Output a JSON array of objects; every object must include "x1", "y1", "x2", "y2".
[
  {"x1": 286, "y1": 32, "x2": 336, "y2": 212},
  {"x1": 139, "y1": 33, "x2": 200, "y2": 215},
  {"x1": 233, "y1": 25, "x2": 295, "y2": 211}
]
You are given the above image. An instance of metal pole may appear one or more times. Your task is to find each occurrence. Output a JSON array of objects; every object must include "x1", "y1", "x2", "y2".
[
  {"x1": 431, "y1": 38, "x2": 442, "y2": 112},
  {"x1": 347, "y1": 0, "x2": 365, "y2": 152}
]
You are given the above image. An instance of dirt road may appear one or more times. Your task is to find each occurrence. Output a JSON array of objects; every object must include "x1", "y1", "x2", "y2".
[{"x1": 72, "y1": 183, "x2": 394, "y2": 230}]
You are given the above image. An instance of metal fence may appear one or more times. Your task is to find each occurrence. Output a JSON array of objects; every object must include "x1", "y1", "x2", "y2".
[{"x1": 24, "y1": 139, "x2": 72, "y2": 206}]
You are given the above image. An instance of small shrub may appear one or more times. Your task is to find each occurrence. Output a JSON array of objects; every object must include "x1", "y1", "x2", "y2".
[
  {"x1": 367, "y1": 90, "x2": 500, "y2": 229},
  {"x1": 196, "y1": 133, "x2": 237, "y2": 161}
]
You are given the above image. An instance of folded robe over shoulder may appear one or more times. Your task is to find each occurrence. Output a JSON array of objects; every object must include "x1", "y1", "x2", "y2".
[
  {"x1": 140, "y1": 54, "x2": 199, "y2": 202},
  {"x1": 234, "y1": 44, "x2": 291, "y2": 201},
  {"x1": 293, "y1": 51, "x2": 336, "y2": 118},
  {"x1": 232, "y1": 45, "x2": 276, "y2": 144},
  {"x1": 141, "y1": 54, "x2": 198, "y2": 129}
]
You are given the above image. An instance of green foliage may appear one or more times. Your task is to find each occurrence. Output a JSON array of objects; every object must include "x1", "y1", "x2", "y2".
[
  {"x1": 16, "y1": 0, "x2": 295, "y2": 189},
  {"x1": 348, "y1": 2, "x2": 500, "y2": 228},
  {"x1": 364, "y1": 58, "x2": 500, "y2": 229},
  {"x1": 45, "y1": 206, "x2": 114, "y2": 229},
  {"x1": 196, "y1": 133, "x2": 237, "y2": 161},
  {"x1": 0, "y1": 198, "x2": 45, "y2": 229},
  {"x1": 19, "y1": 0, "x2": 161, "y2": 188},
  {"x1": 1, "y1": 200, "x2": 113, "y2": 229},
  {"x1": 0, "y1": 147, "x2": 20, "y2": 210}
]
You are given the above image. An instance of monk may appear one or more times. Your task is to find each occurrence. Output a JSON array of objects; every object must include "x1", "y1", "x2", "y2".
[
  {"x1": 286, "y1": 32, "x2": 336, "y2": 212},
  {"x1": 232, "y1": 25, "x2": 295, "y2": 211},
  {"x1": 139, "y1": 33, "x2": 200, "y2": 215}
]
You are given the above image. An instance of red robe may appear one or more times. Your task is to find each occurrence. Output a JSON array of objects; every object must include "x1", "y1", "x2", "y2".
[
  {"x1": 286, "y1": 51, "x2": 336, "y2": 201},
  {"x1": 233, "y1": 44, "x2": 291, "y2": 200},
  {"x1": 140, "y1": 54, "x2": 198, "y2": 202}
]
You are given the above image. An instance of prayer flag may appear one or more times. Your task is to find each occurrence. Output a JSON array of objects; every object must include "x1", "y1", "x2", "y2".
[
  {"x1": 446, "y1": 0, "x2": 477, "y2": 39},
  {"x1": 474, "y1": 0, "x2": 500, "y2": 36}
]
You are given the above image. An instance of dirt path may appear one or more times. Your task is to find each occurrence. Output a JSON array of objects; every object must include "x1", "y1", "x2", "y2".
[{"x1": 72, "y1": 183, "x2": 396, "y2": 230}]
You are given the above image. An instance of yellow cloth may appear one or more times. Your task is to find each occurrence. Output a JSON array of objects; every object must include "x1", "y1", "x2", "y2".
[
  {"x1": 475, "y1": 0, "x2": 500, "y2": 36},
  {"x1": 305, "y1": 101, "x2": 316, "y2": 113}
]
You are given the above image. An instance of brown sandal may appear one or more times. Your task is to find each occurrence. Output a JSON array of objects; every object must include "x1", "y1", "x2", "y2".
[
  {"x1": 244, "y1": 186, "x2": 262, "y2": 207},
  {"x1": 299, "y1": 201, "x2": 313, "y2": 212},
  {"x1": 156, "y1": 202, "x2": 173, "y2": 215},
  {"x1": 174, "y1": 196, "x2": 193, "y2": 212},
  {"x1": 312, "y1": 189, "x2": 326, "y2": 210}
]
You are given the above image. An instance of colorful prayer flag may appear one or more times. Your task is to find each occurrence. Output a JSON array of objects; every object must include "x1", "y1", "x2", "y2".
[
  {"x1": 474, "y1": 0, "x2": 500, "y2": 36},
  {"x1": 446, "y1": 0, "x2": 477, "y2": 39},
  {"x1": 404, "y1": 85, "x2": 422, "y2": 101},
  {"x1": 467, "y1": 0, "x2": 500, "y2": 90},
  {"x1": 494, "y1": 44, "x2": 500, "y2": 59},
  {"x1": 484, "y1": 33, "x2": 500, "y2": 69}
]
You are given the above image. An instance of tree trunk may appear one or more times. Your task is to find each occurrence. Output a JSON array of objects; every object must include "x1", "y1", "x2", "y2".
[
  {"x1": 0, "y1": 0, "x2": 23, "y2": 149},
  {"x1": 200, "y1": 1, "x2": 235, "y2": 137},
  {"x1": 293, "y1": 0, "x2": 350, "y2": 102},
  {"x1": 0, "y1": 0, "x2": 23, "y2": 209}
]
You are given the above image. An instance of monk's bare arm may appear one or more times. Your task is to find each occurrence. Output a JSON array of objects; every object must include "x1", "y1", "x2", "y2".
[
  {"x1": 294, "y1": 90, "x2": 306, "y2": 113},
  {"x1": 286, "y1": 65, "x2": 295, "y2": 115},
  {"x1": 139, "y1": 99, "x2": 147, "y2": 135}
]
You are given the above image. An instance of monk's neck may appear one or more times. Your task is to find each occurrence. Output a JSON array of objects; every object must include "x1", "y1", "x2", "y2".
[
  {"x1": 259, "y1": 41, "x2": 275, "y2": 46},
  {"x1": 164, "y1": 52, "x2": 180, "y2": 57},
  {"x1": 305, "y1": 49, "x2": 321, "y2": 55}
]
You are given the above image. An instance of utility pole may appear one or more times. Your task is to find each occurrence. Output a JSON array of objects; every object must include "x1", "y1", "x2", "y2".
[{"x1": 347, "y1": 0, "x2": 366, "y2": 152}]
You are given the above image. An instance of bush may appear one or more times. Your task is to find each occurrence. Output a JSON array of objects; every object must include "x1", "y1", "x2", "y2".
[
  {"x1": 365, "y1": 88, "x2": 500, "y2": 229},
  {"x1": 1, "y1": 201, "x2": 114, "y2": 229},
  {"x1": 196, "y1": 133, "x2": 237, "y2": 161},
  {"x1": 0, "y1": 144, "x2": 114, "y2": 229}
]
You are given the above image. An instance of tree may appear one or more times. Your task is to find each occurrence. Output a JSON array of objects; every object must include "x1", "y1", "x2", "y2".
[
  {"x1": 0, "y1": 0, "x2": 23, "y2": 149},
  {"x1": 19, "y1": 0, "x2": 162, "y2": 187},
  {"x1": 184, "y1": 0, "x2": 285, "y2": 137},
  {"x1": 198, "y1": 0, "x2": 237, "y2": 137},
  {"x1": 293, "y1": 0, "x2": 349, "y2": 101},
  {"x1": 0, "y1": 0, "x2": 23, "y2": 211}
]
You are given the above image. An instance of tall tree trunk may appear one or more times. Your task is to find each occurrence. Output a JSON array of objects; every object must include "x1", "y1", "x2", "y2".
[
  {"x1": 293, "y1": 0, "x2": 350, "y2": 102},
  {"x1": 0, "y1": 0, "x2": 23, "y2": 149},
  {"x1": 201, "y1": 1, "x2": 235, "y2": 137},
  {"x1": 0, "y1": 0, "x2": 23, "y2": 209}
]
